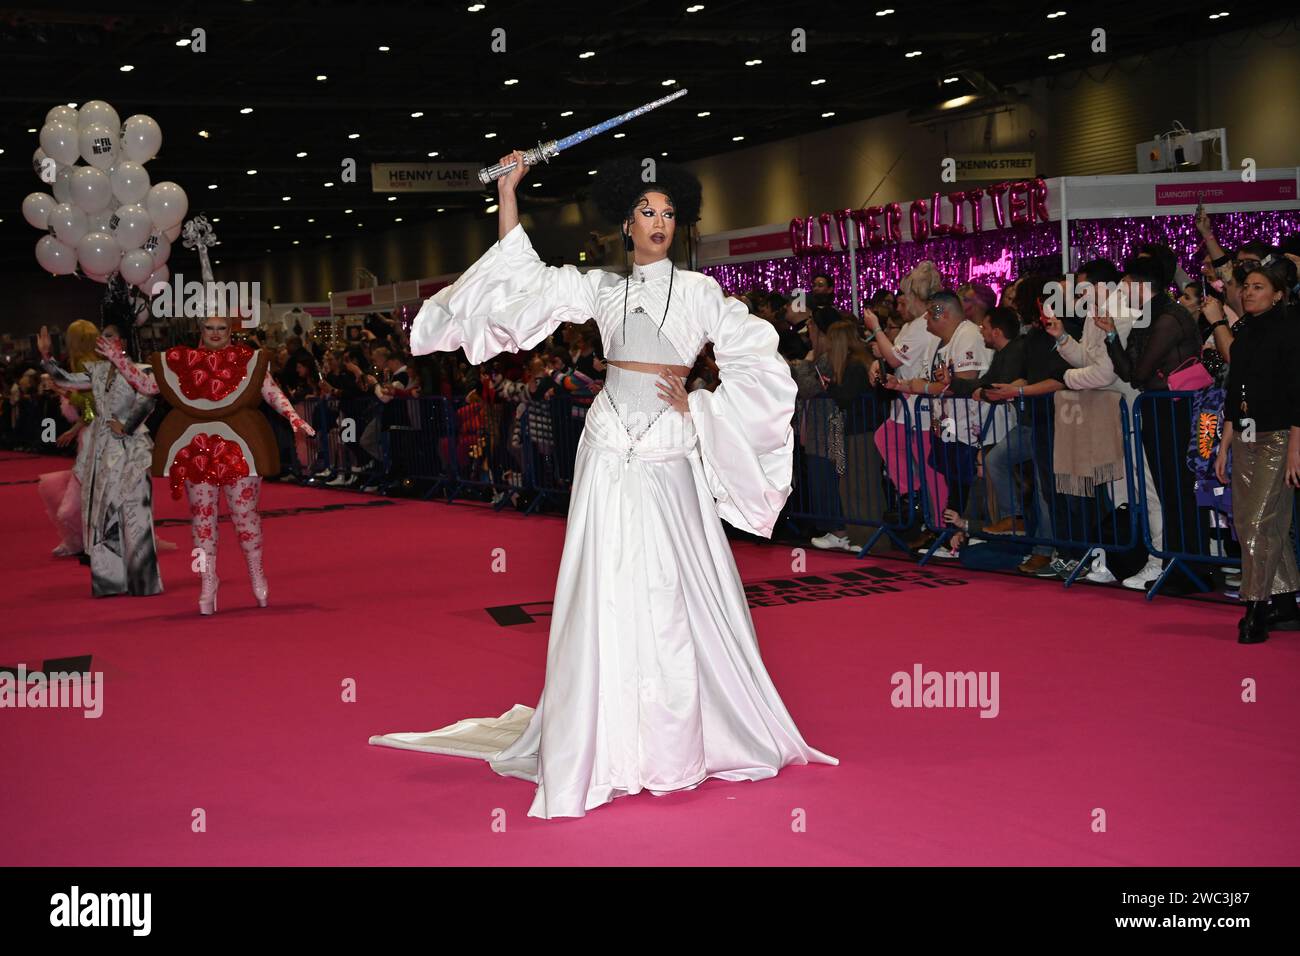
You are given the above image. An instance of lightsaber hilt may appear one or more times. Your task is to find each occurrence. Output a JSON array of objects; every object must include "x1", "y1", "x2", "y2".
[{"x1": 479, "y1": 140, "x2": 560, "y2": 185}]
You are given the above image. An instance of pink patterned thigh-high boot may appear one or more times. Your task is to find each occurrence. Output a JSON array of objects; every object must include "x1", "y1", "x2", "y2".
[
  {"x1": 187, "y1": 481, "x2": 221, "y2": 615},
  {"x1": 225, "y1": 476, "x2": 267, "y2": 607}
]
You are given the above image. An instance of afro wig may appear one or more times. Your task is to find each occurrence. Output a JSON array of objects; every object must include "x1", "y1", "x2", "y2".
[{"x1": 591, "y1": 156, "x2": 702, "y2": 228}]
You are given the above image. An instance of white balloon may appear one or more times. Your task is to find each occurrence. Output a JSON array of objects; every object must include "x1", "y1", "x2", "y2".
[
  {"x1": 110, "y1": 203, "x2": 152, "y2": 250},
  {"x1": 78, "y1": 122, "x2": 119, "y2": 170},
  {"x1": 143, "y1": 231, "x2": 172, "y2": 267},
  {"x1": 145, "y1": 182, "x2": 188, "y2": 231},
  {"x1": 39, "y1": 121, "x2": 80, "y2": 165},
  {"x1": 110, "y1": 161, "x2": 151, "y2": 205},
  {"x1": 121, "y1": 115, "x2": 162, "y2": 164},
  {"x1": 52, "y1": 169, "x2": 76, "y2": 208},
  {"x1": 51, "y1": 166, "x2": 74, "y2": 204},
  {"x1": 87, "y1": 209, "x2": 114, "y2": 232},
  {"x1": 120, "y1": 248, "x2": 156, "y2": 286},
  {"x1": 164, "y1": 224, "x2": 182, "y2": 241},
  {"x1": 76, "y1": 231, "x2": 122, "y2": 276},
  {"x1": 36, "y1": 235, "x2": 78, "y2": 276},
  {"x1": 48, "y1": 203, "x2": 89, "y2": 246},
  {"x1": 70, "y1": 166, "x2": 113, "y2": 213},
  {"x1": 46, "y1": 105, "x2": 79, "y2": 127},
  {"x1": 146, "y1": 264, "x2": 171, "y2": 296},
  {"x1": 22, "y1": 192, "x2": 57, "y2": 230},
  {"x1": 77, "y1": 100, "x2": 121, "y2": 134}
]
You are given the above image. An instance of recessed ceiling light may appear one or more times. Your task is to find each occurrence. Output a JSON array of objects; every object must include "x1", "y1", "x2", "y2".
[
  {"x1": 212, "y1": 218, "x2": 220, "y2": 223},
  {"x1": 394, "y1": 217, "x2": 403, "y2": 222},
  {"x1": 745, "y1": 59, "x2": 762, "y2": 66},
  {"x1": 876, "y1": 7, "x2": 894, "y2": 14},
  {"x1": 307, "y1": 218, "x2": 315, "y2": 223},
  {"x1": 427, "y1": 151, "x2": 439, "y2": 158},
  {"x1": 579, "y1": 51, "x2": 595, "y2": 58},
  {"x1": 436, "y1": 208, "x2": 445, "y2": 212},
  {"x1": 587, "y1": 170, "x2": 597, "y2": 175},
  {"x1": 295, "y1": 151, "x2": 307, "y2": 158},
  {"x1": 560, "y1": 110, "x2": 574, "y2": 117},
  {"x1": 943, "y1": 76, "x2": 959, "y2": 84},
  {"x1": 810, "y1": 78, "x2": 826, "y2": 85},
  {"x1": 378, "y1": 45, "x2": 390, "y2": 52},
  {"x1": 662, "y1": 79, "x2": 677, "y2": 86},
  {"x1": 732, "y1": 135, "x2": 745, "y2": 141},
  {"x1": 67, "y1": 102, "x2": 77, "y2": 108},
  {"x1": 316, "y1": 74, "x2": 327, "y2": 81},
  {"x1": 292, "y1": 240, "x2": 300, "y2": 245},
  {"x1": 483, "y1": 195, "x2": 493, "y2": 202},
  {"x1": 176, "y1": 38, "x2": 191, "y2": 46},
  {"x1": 661, "y1": 152, "x2": 668, "y2": 157},
  {"x1": 905, "y1": 50, "x2": 922, "y2": 58},
  {"x1": 282, "y1": 196, "x2": 291, "y2": 201},
  {"x1": 504, "y1": 78, "x2": 519, "y2": 85},
  {"x1": 485, "y1": 204, "x2": 499, "y2": 214},
  {"x1": 120, "y1": 64, "x2": 134, "y2": 72},
  {"x1": 1048, "y1": 52, "x2": 1066, "y2": 59},
  {"x1": 325, "y1": 234, "x2": 332, "y2": 238},
  {"x1": 208, "y1": 184, "x2": 218, "y2": 190},
  {"x1": 467, "y1": 3, "x2": 485, "y2": 10},
  {"x1": 240, "y1": 107, "x2": 253, "y2": 114},
  {"x1": 387, "y1": 196, "x2": 396, "y2": 201},
  {"x1": 1048, "y1": 10, "x2": 1067, "y2": 17},
  {"x1": 324, "y1": 181, "x2": 334, "y2": 187},
  {"x1": 357, "y1": 223, "x2": 363, "y2": 227},
  {"x1": 348, "y1": 132, "x2": 360, "y2": 139},
  {"x1": 273, "y1": 225, "x2": 281, "y2": 230},
  {"x1": 198, "y1": 130, "x2": 210, "y2": 138},
  {"x1": 27, "y1": 127, "x2": 37, "y2": 133},
  {"x1": 345, "y1": 209, "x2": 353, "y2": 214},
  {"x1": 821, "y1": 111, "x2": 836, "y2": 118},
  {"x1": 697, "y1": 111, "x2": 711, "y2": 117},
  {"x1": 484, "y1": 132, "x2": 497, "y2": 138},
  {"x1": 411, "y1": 111, "x2": 424, "y2": 118},
  {"x1": 613, "y1": 132, "x2": 625, "y2": 138},
  {"x1": 686, "y1": 4, "x2": 704, "y2": 11},
  {"x1": 247, "y1": 169, "x2": 257, "y2": 175},
  {"x1": 1209, "y1": 10, "x2": 1230, "y2": 18},
  {"x1": 531, "y1": 182, "x2": 542, "y2": 187}
]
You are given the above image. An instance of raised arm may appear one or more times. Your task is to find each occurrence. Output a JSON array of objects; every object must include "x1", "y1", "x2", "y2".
[{"x1": 97, "y1": 337, "x2": 159, "y2": 395}]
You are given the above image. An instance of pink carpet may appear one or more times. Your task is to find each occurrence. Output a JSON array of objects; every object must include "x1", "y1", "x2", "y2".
[{"x1": 2, "y1": 451, "x2": 1298, "y2": 866}]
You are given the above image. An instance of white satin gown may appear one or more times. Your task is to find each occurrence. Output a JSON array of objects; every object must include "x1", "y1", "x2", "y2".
[{"x1": 370, "y1": 223, "x2": 838, "y2": 819}]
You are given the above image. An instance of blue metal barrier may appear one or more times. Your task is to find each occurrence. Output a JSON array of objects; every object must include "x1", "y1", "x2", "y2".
[{"x1": 787, "y1": 393, "x2": 918, "y2": 555}]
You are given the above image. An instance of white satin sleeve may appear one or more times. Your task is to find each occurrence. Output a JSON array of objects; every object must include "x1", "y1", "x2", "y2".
[
  {"x1": 686, "y1": 275, "x2": 798, "y2": 538},
  {"x1": 410, "y1": 222, "x2": 607, "y2": 364}
]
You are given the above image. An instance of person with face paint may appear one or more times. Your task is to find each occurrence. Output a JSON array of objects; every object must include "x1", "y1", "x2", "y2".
[
  {"x1": 98, "y1": 312, "x2": 315, "y2": 615},
  {"x1": 38, "y1": 321, "x2": 162, "y2": 597},
  {"x1": 373, "y1": 151, "x2": 837, "y2": 820}
]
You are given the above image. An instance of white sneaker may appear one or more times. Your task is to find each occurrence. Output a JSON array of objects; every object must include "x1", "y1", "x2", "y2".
[
  {"x1": 812, "y1": 532, "x2": 851, "y2": 552},
  {"x1": 1122, "y1": 558, "x2": 1164, "y2": 591}
]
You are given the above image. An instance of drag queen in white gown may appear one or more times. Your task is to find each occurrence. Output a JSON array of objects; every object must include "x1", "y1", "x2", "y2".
[{"x1": 370, "y1": 153, "x2": 837, "y2": 818}]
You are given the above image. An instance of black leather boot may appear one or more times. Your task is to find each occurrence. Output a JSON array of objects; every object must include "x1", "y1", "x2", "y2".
[
  {"x1": 1266, "y1": 592, "x2": 1300, "y2": 631},
  {"x1": 1238, "y1": 601, "x2": 1270, "y2": 644}
]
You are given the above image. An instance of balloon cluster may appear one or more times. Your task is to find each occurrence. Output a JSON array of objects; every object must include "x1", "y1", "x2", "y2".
[{"x1": 22, "y1": 100, "x2": 188, "y2": 291}]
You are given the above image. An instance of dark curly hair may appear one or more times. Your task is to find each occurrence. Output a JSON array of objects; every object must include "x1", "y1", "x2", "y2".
[{"x1": 591, "y1": 156, "x2": 702, "y2": 228}]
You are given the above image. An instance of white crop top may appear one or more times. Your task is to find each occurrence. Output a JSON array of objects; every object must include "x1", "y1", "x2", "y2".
[{"x1": 602, "y1": 307, "x2": 690, "y2": 439}]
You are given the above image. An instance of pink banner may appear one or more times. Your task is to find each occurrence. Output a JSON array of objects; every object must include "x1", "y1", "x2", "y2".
[
  {"x1": 728, "y1": 231, "x2": 791, "y2": 256},
  {"x1": 1155, "y1": 179, "x2": 1296, "y2": 206}
]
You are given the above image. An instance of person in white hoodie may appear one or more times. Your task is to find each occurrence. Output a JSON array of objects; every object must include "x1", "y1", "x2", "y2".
[{"x1": 1044, "y1": 258, "x2": 1164, "y2": 590}]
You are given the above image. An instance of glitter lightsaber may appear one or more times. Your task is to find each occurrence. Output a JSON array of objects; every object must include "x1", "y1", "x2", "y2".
[{"x1": 477, "y1": 88, "x2": 689, "y2": 185}]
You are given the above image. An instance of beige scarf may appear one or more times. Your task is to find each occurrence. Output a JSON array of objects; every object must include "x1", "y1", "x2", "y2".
[{"x1": 1053, "y1": 390, "x2": 1124, "y2": 497}]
